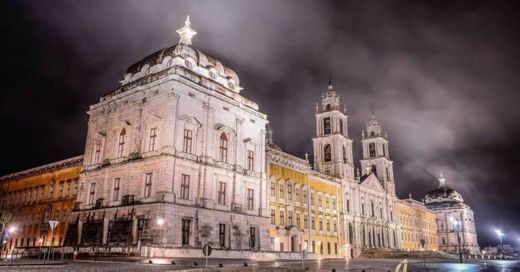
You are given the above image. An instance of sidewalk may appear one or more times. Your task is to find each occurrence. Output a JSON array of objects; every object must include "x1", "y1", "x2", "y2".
[{"x1": 0, "y1": 258, "x2": 65, "y2": 266}]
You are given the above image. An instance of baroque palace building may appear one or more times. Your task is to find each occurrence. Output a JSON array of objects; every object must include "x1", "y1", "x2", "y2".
[
  {"x1": 0, "y1": 156, "x2": 82, "y2": 254},
  {"x1": 67, "y1": 16, "x2": 270, "y2": 252},
  {"x1": 0, "y1": 17, "x2": 480, "y2": 259}
]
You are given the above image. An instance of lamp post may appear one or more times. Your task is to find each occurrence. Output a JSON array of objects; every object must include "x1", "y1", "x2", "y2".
[
  {"x1": 0, "y1": 226, "x2": 15, "y2": 259},
  {"x1": 450, "y1": 217, "x2": 463, "y2": 263},
  {"x1": 157, "y1": 217, "x2": 164, "y2": 246},
  {"x1": 495, "y1": 229, "x2": 504, "y2": 259}
]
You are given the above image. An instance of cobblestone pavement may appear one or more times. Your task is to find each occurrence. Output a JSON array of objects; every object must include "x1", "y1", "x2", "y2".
[{"x1": 0, "y1": 258, "x2": 519, "y2": 271}]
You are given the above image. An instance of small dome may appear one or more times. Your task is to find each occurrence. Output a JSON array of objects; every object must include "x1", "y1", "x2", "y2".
[{"x1": 424, "y1": 185, "x2": 464, "y2": 205}]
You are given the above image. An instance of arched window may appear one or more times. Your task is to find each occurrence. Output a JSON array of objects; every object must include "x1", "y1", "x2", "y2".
[
  {"x1": 339, "y1": 119, "x2": 343, "y2": 134},
  {"x1": 219, "y1": 133, "x2": 228, "y2": 162},
  {"x1": 369, "y1": 142, "x2": 376, "y2": 158},
  {"x1": 117, "y1": 128, "x2": 126, "y2": 158},
  {"x1": 370, "y1": 131, "x2": 375, "y2": 137},
  {"x1": 323, "y1": 117, "x2": 331, "y2": 134},
  {"x1": 326, "y1": 104, "x2": 331, "y2": 111},
  {"x1": 342, "y1": 146, "x2": 347, "y2": 163},
  {"x1": 324, "y1": 144, "x2": 332, "y2": 162}
]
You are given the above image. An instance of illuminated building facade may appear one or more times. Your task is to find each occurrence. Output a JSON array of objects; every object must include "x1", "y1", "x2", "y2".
[
  {"x1": 396, "y1": 197, "x2": 438, "y2": 251},
  {"x1": 0, "y1": 156, "x2": 82, "y2": 254}
]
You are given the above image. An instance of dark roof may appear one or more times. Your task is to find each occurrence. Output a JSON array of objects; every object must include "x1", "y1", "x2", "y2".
[{"x1": 426, "y1": 186, "x2": 456, "y2": 198}]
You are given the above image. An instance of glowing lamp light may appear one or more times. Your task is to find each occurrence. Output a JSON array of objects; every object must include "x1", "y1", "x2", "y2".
[
  {"x1": 8, "y1": 226, "x2": 17, "y2": 233},
  {"x1": 157, "y1": 217, "x2": 164, "y2": 226},
  {"x1": 495, "y1": 229, "x2": 504, "y2": 237}
]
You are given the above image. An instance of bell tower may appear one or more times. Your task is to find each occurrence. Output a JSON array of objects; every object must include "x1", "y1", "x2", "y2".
[
  {"x1": 360, "y1": 114, "x2": 395, "y2": 194},
  {"x1": 312, "y1": 81, "x2": 354, "y2": 179}
]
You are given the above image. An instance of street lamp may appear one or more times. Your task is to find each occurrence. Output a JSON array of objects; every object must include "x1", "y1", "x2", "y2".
[
  {"x1": 157, "y1": 217, "x2": 164, "y2": 246},
  {"x1": 450, "y1": 217, "x2": 463, "y2": 263},
  {"x1": 495, "y1": 229, "x2": 504, "y2": 258}
]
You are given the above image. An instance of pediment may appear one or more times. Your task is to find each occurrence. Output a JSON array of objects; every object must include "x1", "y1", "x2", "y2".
[{"x1": 359, "y1": 173, "x2": 385, "y2": 192}]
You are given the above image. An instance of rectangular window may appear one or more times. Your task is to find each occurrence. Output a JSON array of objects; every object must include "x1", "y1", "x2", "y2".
[
  {"x1": 182, "y1": 219, "x2": 190, "y2": 245},
  {"x1": 247, "y1": 150, "x2": 254, "y2": 171},
  {"x1": 270, "y1": 182, "x2": 275, "y2": 197},
  {"x1": 325, "y1": 195, "x2": 329, "y2": 209},
  {"x1": 279, "y1": 183, "x2": 284, "y2": 199},
  {"x1": 288, "y1": 183, "x2": 292, "y2": 201},
  {"x1": 288, "y1": 211, "x2": 293, "y2": 225},
  {"x1": 219, "y1": 223, "x2": 226, "y2": 247},
  {"x1": 304, "y1": 215, "x2": 308, "y2": 229},
  {"x1": 93, "y1": 143, "x2": 101, "y2": 164},
  {"x1": 319, "y1": 218, "x2": 323, "y2": 231},
  {"x1": 148, "y1": 128, "x2": 157, "y2": 151},
  {"x1": 117, "y1": 129, "x2": 126, "y2": 158},
  {"x1": 311, "y1": 217, "x2": 315, "y2": 230},
  {"x1": 280, "y1": 210, "x2": 285, "y2": 226},
  {"x1": 346, "y1": 198, "x2": 350, "y2": 213},
  {"x1": 296, "y1": 213, "x2": 301, "y2": 227},
  {"x1": 218, "y1": 182, "x2": 226, "y2": 205},
  {"x1": 249, "y1": 226, "x2": 256, "y2": 249},
  {"x1": 49, "y1": 181, "x2": 55, "y2": 199},
  {"x1": 66, "y1": 180, "x2": 71, "y2": 197},
  {"x1": 295, "y1": 188, "x2": 300, "y2": 202},
  {"x1": 88, "y1": 183, "x2": 96, "y2": 205},
  {"x1": 113, "y1": 178, "x2": 120, "y2": 201},
  {"x1": 181, "y1": 174, "x2": 190, "y2": 199},
  {"x1": 144, "y1": 173, "x2": 153, "y2": 198},
  {"x1": 183, "y1": 129, "x2": 192, "y2": 153},
  {"x1": 310, "y1": 192, "x2": 314, "y2": 206},
  {"x1": 318, "y1": 194, "x2": 322, "y2": 207},
  {"x1": 326, "y1": 219, "x2": 330, "y2": 231},
  {"x1": 58, "y1": 181, "x2": 64, "y2": 199},
  {"x1": 271, "y1": 209, "x2": 276, "y2": 224},
  {"x1": 247, "y1": 189, "x2": 254, "y2": 210}
]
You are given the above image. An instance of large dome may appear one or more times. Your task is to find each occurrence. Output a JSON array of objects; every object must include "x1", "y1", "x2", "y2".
[{"x1": 125, "y1": 44, "x2": 239, "y2": 85}]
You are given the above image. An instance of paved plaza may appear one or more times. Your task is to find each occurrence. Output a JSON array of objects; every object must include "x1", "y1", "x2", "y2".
[{"x1": 1, "y1": 258, "x2": 519, "y2": 271}]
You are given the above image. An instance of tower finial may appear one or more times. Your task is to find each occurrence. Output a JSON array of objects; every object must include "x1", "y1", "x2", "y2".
[
  {"x1": 438, "y1": 171, "x2": 446, "y2": 188},
  {"x1": 328, "y1": 74, "x2": 333, "y2": 90},
  {"x1": 176, "y1": 15, "x2": 197, "y2": 45}
]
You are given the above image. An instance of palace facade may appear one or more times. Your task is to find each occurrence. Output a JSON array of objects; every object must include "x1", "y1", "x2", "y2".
[
  {"x1": 0, "y1": 156, "x2": 82, "y2": 255},
  {"x1": 0, "y1": 17, "x2": 480, "y2": 259}
]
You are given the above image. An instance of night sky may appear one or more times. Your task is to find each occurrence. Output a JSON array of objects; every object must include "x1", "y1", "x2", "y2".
[{"x1": 1, "y1": 0, "x2": 519, "y2": 247}]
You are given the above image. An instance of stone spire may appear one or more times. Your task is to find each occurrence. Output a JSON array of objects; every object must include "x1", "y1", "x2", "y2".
[
  {"x1": 438, "y1": 171, "x2": 446, "y2": 188},
  {"x1": 176, "y1": 16, "x2": 197, "y2": 45}
]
